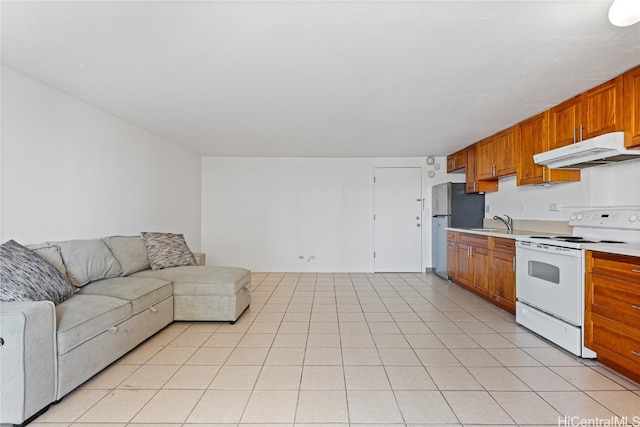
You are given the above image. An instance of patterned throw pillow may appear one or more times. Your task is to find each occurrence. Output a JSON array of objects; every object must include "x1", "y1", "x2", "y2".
[
  {"x1": 140, "y1": 232, "x2": 197, "y2": 270},
  {"x1": 0, "y1": 239, "x2": 76, "y2": 304}
]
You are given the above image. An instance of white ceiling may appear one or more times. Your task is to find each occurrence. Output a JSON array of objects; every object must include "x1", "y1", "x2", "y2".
[{"x1": 2, "y1": 1, "x2": 639, "y2": 157}]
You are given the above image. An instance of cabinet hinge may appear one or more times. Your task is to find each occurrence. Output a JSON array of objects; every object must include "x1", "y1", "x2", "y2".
[
  {"x1": 374, "y1": 214, "x2": 376, "y2": 220},
  {"x1": 374, "y1": 252, "x2": 376, "y2": 258},
  {"x1": 373, "y1": 176, "x2": 376, "y2": 183}
]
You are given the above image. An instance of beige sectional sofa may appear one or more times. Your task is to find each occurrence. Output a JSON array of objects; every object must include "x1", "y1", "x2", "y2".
[{"x1": 0, "y1": 236, "x2": 251, "y2": 426}]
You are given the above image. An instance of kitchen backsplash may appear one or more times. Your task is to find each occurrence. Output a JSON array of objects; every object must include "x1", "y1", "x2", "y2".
[{"x1": 483, "y1": 218, "x2": 571, "y2": 235}]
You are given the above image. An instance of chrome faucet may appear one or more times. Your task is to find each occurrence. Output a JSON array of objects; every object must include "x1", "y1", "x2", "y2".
[{"x1": 493, "y1": 214, "x2": 513, "y2": 232}]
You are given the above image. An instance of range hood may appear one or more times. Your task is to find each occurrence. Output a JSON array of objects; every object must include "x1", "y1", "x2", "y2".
[{"x1": 534, "y1": 132, "x2": 640, "y2": 169}]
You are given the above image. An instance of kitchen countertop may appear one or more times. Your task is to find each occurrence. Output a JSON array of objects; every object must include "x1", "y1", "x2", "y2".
[
  {"x1": 446, "y1": 227, "x2": 556, "y2": 239},
  {"x1": 447, "y1": 227, "x2": 640, "y2": 258},
  {"x1": 581, "y1": 242, "x2": 640, "y2": 258}
]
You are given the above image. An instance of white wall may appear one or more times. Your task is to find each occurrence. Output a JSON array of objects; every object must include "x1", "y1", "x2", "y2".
[
  {"x1": 1, "y1": 67, "x2": 202, "y2": 248},
  {"x1": 201, "y1": 156, "x2": 460, "y2": 272},
  {"x1": 484, "y1": 160, "x2": 640, "y2": 221}
]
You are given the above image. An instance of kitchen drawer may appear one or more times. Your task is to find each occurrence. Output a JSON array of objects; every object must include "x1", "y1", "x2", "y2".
[
  {"x1": 447, "y1": 231, "x2": 457, "y2": 241},
  {"x1": 489, "y1": 237, "x2": 515, "y2": 254},
  {"x1": 586, "y1": 251, "x2": 640, "y2": 283},
  {"x1": 585, "y1": 311, "x2": 640, "y2": 383},
  {"x1": 458, "y1": 233, "x2": 488, "y2": 247},
  {"x1": 586, "y1": 272, "x2": 640, "y2": 329}
]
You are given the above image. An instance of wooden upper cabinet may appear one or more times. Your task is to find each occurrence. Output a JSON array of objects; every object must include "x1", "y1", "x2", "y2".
[
  {"x1": 582, "y1": 75, "x2": 624, "y2": 140},
  {"x1": 447, "y1": 148, "x2": 467, "y2": 172},
  {"x1": 465, "y1": 147, "x2": 476, "y2": 193},
  {"x1": 550, "y1": 96, "x2": 581, "y2": 150},
  {"x1": 516, "y1": 110, "x2": 580, "y2": 186},
  {"x1": 476, "y1": 127, "x2": 517, "y2": 180},
  {"x1": 624, "y1": 65, "x2": 640, "y2": 148},
  {"x1": 494, "y1": 126, "x2": 517, "y2": 177},
  {"x1": 517, "y1": 111, "x2": 548, "y2": 185},
  {"x1": 476, "y1": 136, "x2": 495, "y2": 180},
  {"x1": 466, "y1": 144, "x2": 498, "y2": 193},
  {"x1": 550, "y1": 76, "x2": 624, "y2": 149},
  {"x1": 446, "y1": 155, "x2": 456, "y2": 172}
]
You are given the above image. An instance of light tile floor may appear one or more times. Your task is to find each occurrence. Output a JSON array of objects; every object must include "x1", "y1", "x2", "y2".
[{"x1": 31, "y1": 272, "x2": 640, "y2": 427}]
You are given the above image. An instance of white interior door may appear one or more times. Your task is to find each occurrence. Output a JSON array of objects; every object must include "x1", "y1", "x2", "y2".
[{"x1": 374, "y1": 167, "x2": 423, "y2": 272}]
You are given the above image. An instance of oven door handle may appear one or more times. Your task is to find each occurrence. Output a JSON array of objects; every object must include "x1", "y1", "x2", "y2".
[{"x1": 515, "y1": 242, "x2": 581, "y2": 257}]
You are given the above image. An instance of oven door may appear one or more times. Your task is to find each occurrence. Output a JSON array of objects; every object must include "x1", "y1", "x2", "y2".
[{"x1": 515, "y1": 241, "x2": 583, "y2": 326}]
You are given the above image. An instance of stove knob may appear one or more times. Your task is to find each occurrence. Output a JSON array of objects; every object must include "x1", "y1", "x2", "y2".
[
  {"x1": 629, "y1": 214, "x2": 639, "y2": 223},
  {"x1": 570, "y1": 214, "x2": 577, "y2": 221}
]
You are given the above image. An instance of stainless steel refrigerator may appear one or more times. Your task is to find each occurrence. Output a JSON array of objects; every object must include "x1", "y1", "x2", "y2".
[{"x1": 432, "y1": 182, "x2": 485, "y2": 279}]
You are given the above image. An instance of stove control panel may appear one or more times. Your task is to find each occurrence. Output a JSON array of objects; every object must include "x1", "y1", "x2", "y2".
[{"x1": 569, "y1": 209, "x2": 640, "y2": 230}]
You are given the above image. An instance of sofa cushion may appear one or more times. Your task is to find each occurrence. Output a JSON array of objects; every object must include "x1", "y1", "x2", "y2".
[
  {"x1": 26, "y1": 243, "x2": 68, "y2": 277},
  {"x1": 78, "y1": 277, "x2": 172, "y2": 315},
  {"x1": 0, "y1": 239, "x2": 76, "y2": 305},
  {"x1": 140, "y1": 232, "x2": 197, "y2": 270},
  {"x1": 51, "y1": 239, "x2": 123, "y2": 287},
  {"x1": 101, "y1": 236, "x2": 150, "y2": 276},
  {"x1": 132, "y1": 266, "x2": 251, "y2": 296},
  {"x1": 55, "y1": 294, "x2": 132, "y2": 354}
]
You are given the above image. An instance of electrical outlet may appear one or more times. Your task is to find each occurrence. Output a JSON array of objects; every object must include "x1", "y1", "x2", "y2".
[
  {"x1": 549, "y1": 203, "x2": 560, "y2": 211},
  {"x1": 485, "y1": 205, "x2": 490, "y2": 213}
]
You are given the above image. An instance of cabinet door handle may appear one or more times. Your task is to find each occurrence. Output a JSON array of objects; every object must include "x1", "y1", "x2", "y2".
[
  {"x1": 632, "y1": 350, "x2": 640, "y2": 358},
  {"x1": 579, "y1": 124, "x2": 583, "y2": 141},
  {"x1": 632, "y1": 305, "x2": 640, "y2": 310},
  {"x1": 513, "y1": 257, "x2": 516, "y2": 272},
  {"x1": 632, "y1": 269, "x2": 640, "y2": 274},
  {"x1": 573, "y1": 127, "x2": 577, "y2": 144}
]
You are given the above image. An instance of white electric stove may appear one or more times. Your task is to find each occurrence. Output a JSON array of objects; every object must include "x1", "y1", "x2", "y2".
[{"x1": 515, "y1": 209, "x2": 640, "y2": 358}]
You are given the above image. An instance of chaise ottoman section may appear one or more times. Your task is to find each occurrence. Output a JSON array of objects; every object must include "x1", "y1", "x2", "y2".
[{"x1": 132, "y1": 266, "x2": 251, "y2": 322}]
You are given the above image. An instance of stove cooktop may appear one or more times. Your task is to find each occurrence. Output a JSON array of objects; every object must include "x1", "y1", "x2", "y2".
[
  {"x1": 527, "y1": 236, "x2": 627, "y2": 244},
  {"x1": 517, "y1": 209, "x2": 640, "y2": 249}
]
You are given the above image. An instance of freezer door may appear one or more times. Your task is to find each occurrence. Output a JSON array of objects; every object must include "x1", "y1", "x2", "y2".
[
  {"x1": 432, "y1": 183, "x2": 450, "y2": 216},
  {"x1": 450, "y1": 183, "x2": 485, "y2": 228}
]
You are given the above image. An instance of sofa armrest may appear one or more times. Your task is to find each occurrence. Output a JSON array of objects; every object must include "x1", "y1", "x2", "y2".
[
  {"x1": 0, "y1": 300, "x2": 57, "y2": 425},
  {"x1": 193, "y1": 252, "x2": 206, "y2": 266}
]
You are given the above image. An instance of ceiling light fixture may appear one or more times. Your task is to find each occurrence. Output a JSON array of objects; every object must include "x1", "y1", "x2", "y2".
[{"x1": 608, "y1": 0, "x2": 640, "y2": 27}]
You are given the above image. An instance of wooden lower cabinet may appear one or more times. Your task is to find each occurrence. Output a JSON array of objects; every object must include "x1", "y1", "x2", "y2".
[
  {"x1": 472, "y1": 246, "x2": 490, "y2": 297},
  {"x1": 585, "y1": 251, "x2": 640, "y2": 383},
  {"x1": 455, "y1": 242, "x2": 474, "y2": 287},
  {"x1": 489, "y1": 238, "x2": 516, "y2": 314},
  {"x1": 446, "y1": 232, "x2": 514, "y2": 313},
  {"x1": 446, "y1": 231, "x2": 456, "y2": 279}
]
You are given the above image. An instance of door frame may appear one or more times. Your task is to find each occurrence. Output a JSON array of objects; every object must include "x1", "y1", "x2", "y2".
[{"x1": 371, "y1": 164, "x2": 426, "y2": 273}]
